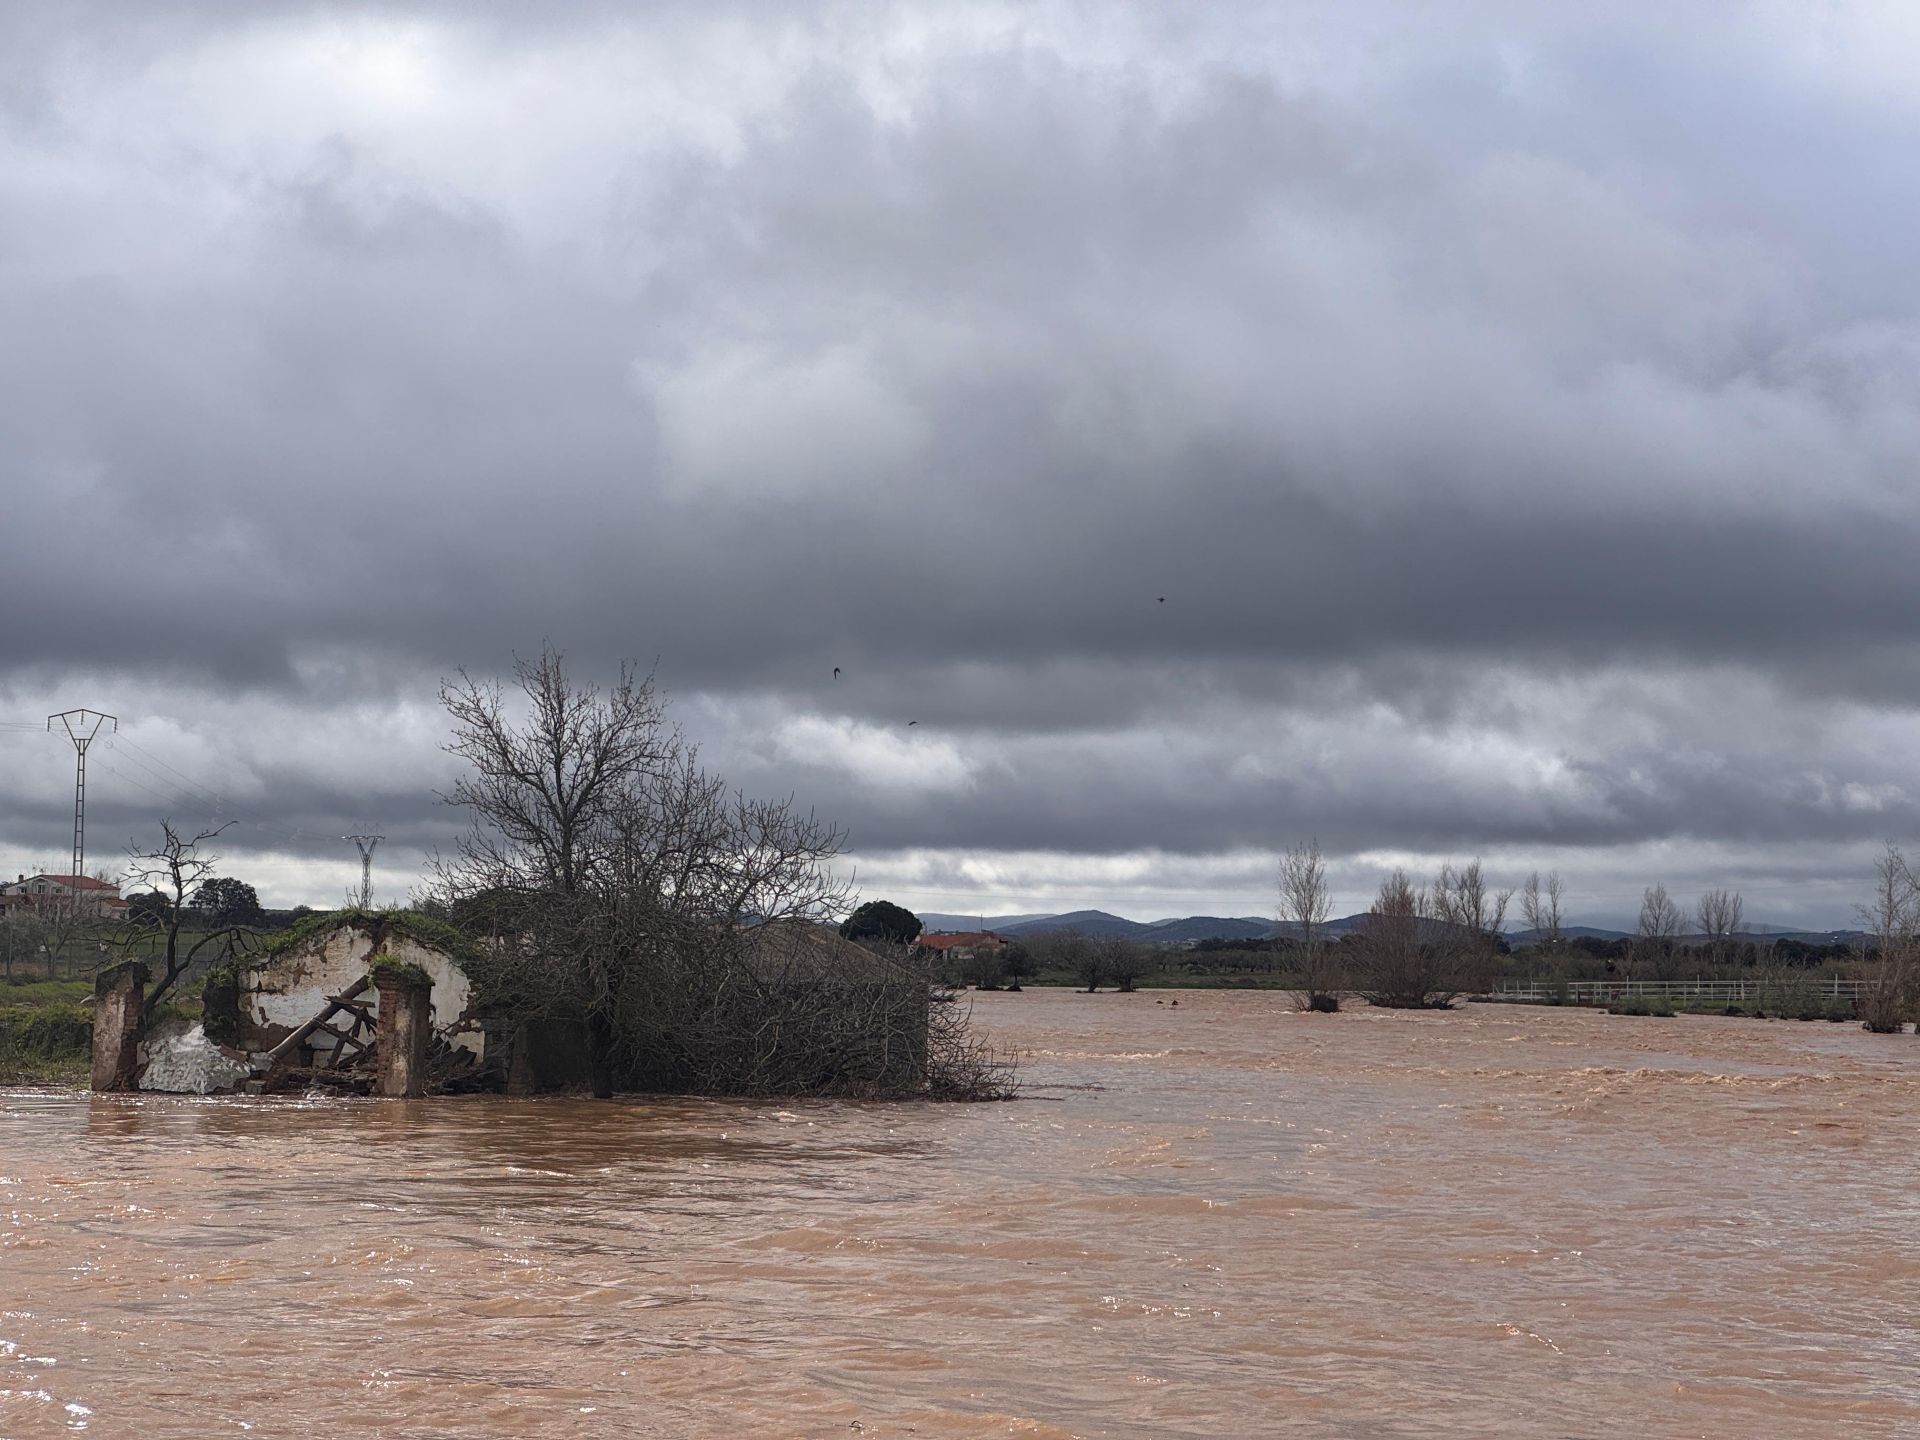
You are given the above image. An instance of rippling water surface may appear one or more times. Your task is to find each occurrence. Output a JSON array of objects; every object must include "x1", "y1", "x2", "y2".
[{"x1": 4, "y1": 990, "x2": 1919, "y2": 1438}]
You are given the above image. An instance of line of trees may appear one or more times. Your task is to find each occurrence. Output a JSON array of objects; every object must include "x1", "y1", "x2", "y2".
[{"x1": 1271, "y1": 845, "x2": 1920, "y2": 1031}]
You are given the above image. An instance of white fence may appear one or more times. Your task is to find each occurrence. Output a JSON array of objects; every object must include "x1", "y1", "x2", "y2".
[{"x1": 1487, "y1": 977, "x2": 1866, "y2": 1004}]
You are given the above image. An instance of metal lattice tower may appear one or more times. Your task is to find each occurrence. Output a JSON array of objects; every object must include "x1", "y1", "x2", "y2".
[
  {"x1": 47, "y1": 709, "x2": 116, "y2": 885},
  {"x1": 345, "y1": 833, "x2": 383, "y2": 910}
]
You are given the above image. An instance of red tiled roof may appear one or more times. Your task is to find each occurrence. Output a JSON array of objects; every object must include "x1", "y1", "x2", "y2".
[
  {"x1": 915, "y1": 931, "x2": 1006, "y2": 950},
  {"x1": 41, "y1": 875, "x2": 120, "y2": 891}
]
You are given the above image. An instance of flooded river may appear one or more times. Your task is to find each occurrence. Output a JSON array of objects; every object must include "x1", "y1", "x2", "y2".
[{"x1": 4, "y1": 990, "x2": 1919, "y2": 1438}]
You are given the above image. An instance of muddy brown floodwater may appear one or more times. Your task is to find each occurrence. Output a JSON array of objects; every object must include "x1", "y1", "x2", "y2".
[{"x1": 4, "y1": 991, "x2": 1920, "y2": 1439}]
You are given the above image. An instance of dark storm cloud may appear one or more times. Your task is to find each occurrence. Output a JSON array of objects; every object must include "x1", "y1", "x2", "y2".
[{"x1": 3, "y1": 2, "x2": 1918, "y2": 916}]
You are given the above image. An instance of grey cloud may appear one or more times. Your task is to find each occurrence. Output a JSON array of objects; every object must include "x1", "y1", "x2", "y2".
[{"x1": 2, "y1": 3, "x2": 1917, "y2": 920}]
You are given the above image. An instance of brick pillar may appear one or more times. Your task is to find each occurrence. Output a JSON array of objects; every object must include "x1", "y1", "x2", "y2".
[
  {"x1": 373, "y1": 968, "x2": 432, "y2": 1098},
  {"x1": 91, "y1": 961, "x2": 149, "y2": 1093}
]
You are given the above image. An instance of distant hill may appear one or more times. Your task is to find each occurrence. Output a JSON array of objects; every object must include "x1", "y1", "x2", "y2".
[
  {"x1": 998, "y1": 910, "x2": 1152, "y2": 939},
  {"x1": 915, "y1": 912, "x2": 1057, "y2": 933},
  {"x1": 1273, "y1": 913, "x2": 1384, "y2": 937},
  {"x1": 1509, "y1": 925, "x2": 1631, "y2": 943},
  {"x1": 1142, "y1": 915, "x2": 1275, "y2": 944}
]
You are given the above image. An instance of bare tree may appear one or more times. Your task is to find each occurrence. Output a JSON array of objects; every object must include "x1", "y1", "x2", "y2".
[
  {"x1": 1063, "y1": 933, "x2": 1102, "y2": 992},
  {"x1": 1635, "y1": 883, "x2": 1684, "y2": 980},
  {"x1": 0, "y1": 912, "x2": 50, "y2": 983},
  {"x1": 1351, "y1": 861, "x2": 1509, "y2": 1008},
  {"x1": 1352, "y1": 870, "x2": 1435, "y2": 1008},
  {"x1": 1020, "y1": 931, "x2": 1096, "y2": 989},
  {"x1": 1695, "y1": 889, "x2": 1745, "y2": 971},
  {"x1": 1433, "y1": 859, "x2": 1510, "y2": 996},
  {"x1": 440, "y1": 648, "x2": 667, "y2": 1096},
  {"x1": 121, "y1": 821, "x2": 259, "y2": 1022},
  {"x1": 1097, "y1": 937, "x2": 1149, "y2": 993},
  {"x1": 590, "y1": 752, "x2": 855, "y2": 1090},
  {"x1": 437, "y1": 647, "x2": 980, "y2": 1101},
  {"x1": 1856, "y1": 844, "x2": 1917, "y2": 1034},
  {"x1": 1280, "y1": 839, "x2": 1342, "y2": 1012},
  {"x1": 1520, "y1": 870, "x2": 1565, "y2": 954},
  {"x1": 8, "y1": 860, "x2": 113, "y2": 978}
]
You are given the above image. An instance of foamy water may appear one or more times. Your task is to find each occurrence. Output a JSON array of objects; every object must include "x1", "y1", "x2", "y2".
[{"x1": 3, "y1": 990, "x2": 1917, "y2": 1437}]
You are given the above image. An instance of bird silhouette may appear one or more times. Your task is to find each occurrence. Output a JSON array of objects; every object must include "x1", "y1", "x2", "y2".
[
  {"x1": 907, "y1": 720, "x2": 918, "y2": 727},
  {"x1": 833, "y1": 666, "x2": 840, "y2": 679},
  {"x1": 1157, "y1": 596, "x2": 1166, "y2": 603}
]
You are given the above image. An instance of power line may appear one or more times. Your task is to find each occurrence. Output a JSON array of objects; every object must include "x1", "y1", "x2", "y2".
[
  {"x1": 113, "y1": 736, "x2": 301, "y2": 841},
  {"x1": 105, "y1": 736, "x2": 313, "y2": 847}
]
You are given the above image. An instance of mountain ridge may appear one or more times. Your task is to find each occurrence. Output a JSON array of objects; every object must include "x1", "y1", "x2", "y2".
[{"x1": 911, "y1": 909, "x2": 1863, "y2": 946}]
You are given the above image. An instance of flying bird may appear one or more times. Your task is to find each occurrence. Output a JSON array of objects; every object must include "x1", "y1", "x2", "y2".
[
  {"x1": 908, "y1": 720, "x2": 918, "y2": 726},
  {"x1": 833, "y1": 666, "x2": 840, "y2": 679},
  {"x1": 1157, "y1": 596, "x2": 1166, "y2": 603}
]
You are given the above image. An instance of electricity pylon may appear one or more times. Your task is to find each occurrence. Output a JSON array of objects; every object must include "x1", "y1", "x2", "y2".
[
  {"x1": 344, "y1": 833, "x2": 383, "y2": 910},
  {"x1": 47, "y1": 709, "x2": 116, "y2": 884}
]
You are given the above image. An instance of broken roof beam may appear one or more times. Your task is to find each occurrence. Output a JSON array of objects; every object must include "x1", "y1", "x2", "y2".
[{"x1": 261, "y1": 976, "x2": 373, "y2": 1068}]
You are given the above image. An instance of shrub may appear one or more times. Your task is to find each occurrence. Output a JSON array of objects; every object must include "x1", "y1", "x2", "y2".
[
  {"x1": 1607, "y1": 996, "x2": 1675, "y2": 1018},
  {"x1": 0, "y1": 1003, "x2": 93, "y2": 1058}
]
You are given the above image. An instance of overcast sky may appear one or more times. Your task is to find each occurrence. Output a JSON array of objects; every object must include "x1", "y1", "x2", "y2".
[{"x1": 4, "y1": 1, "x2": 1919, "y2": 928}]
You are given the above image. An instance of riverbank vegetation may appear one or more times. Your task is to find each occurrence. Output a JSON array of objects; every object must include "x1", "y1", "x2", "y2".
[{"x1": 0, "y1": 981, "x2": 93, "y2": 1084}]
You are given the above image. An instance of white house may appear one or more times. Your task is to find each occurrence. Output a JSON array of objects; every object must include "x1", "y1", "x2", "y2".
[{"x1": 0, "y1": 873, "x2": 127, "y2": 918}]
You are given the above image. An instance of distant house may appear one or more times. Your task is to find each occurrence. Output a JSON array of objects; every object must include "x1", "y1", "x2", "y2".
[
  {"x1": 0, "y1": 873, "x2": 127, "y2": 918},
  {"x1": 914, "y1": 930, "x2": 1009, "y2": 962}
]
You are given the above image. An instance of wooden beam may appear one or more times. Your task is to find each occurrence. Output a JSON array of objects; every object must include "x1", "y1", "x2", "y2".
[{"x1": 262, "y1": 976, "x2": 372, "y2": 1067}]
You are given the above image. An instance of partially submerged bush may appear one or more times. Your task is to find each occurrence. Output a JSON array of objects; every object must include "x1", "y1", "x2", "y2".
[
  {"x1": 602, "y1": 927, "x2": 1016, "y2": 1101},
  {"x1": 1607, "y1": 995, "x2": 1675, "y2": 1018}
]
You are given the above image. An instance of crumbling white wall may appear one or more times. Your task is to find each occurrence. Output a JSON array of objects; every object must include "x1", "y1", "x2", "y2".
[
  {"x1": 139, "y1": 1019, "x2": 253, "y2": 1095},
  {"x1": 242, "y1": 924, "x2": 482, "y2": 1058}
]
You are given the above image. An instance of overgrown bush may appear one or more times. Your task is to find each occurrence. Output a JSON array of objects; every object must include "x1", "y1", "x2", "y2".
[{"x1": 1606, "y1": 996, "x2": 1675, "y2": 1018}]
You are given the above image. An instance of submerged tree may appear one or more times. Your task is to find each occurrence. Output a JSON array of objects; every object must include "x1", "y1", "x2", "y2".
[
  {"x1": 1098, "y1": 937, "x2": 1149, "y2": 993},
  {"x1": 440, "y1": 649, "x2": 668, "y2": 1096},
  {"x1": 1024, "y1": 931, "x2": 1097, "y2": 991},
  {"x1": 1634, "y1": 883, "x2": 1685, "y2": 980},
  {"x1": 1352, "y1": 870, "x2": 1434, "y2": 1008},
  {"x1": 438, "y1": 646, "x2": 1004, "y2": 1099},
  {"x1": 1520, "y1": 870, "x2": 1565, "y2": 954},
  {"x1": 1351, "y1": 860, "x2": 1506, "y2": 1008},
  {"x1": 1696, "y1": 889, "x2": 1745, "y2": 971},
  {"x1": 1856, "y1": 844, "x2": 1917, "y2": 1034},
  {"x1": 1432, "y1": 860, "x2": 1510, "y2": 996},
  {"x1": 1279, "y1": 839, "x2": 1341, "y2": 1012}
]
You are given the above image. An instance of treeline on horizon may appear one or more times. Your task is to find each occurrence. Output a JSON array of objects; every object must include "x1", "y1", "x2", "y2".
[{"x1": 889, "y1": 842, "x2": 1920, "y2": 1032}]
